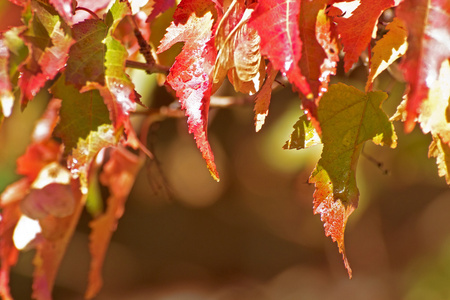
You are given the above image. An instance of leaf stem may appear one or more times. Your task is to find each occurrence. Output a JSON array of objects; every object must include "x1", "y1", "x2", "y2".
[{"x1": 74, "y1": 7, "x2": 101, "y2": 20}]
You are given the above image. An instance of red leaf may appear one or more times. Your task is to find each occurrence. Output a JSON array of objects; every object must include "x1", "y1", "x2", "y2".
[
  {"x1": 0, "y1": 180, "x2": 26, "y2": 300},
  {"x1": 32, "y1": 181, "x2": 85, "y2": 300},
  {"x1": 16, "y1": 140, "x2": 63, "y2": 182},
  {"x1": 248, "y1": 0, "x2": 311, "y2": 97},
  {"x1": 86, "y1": 147, "x2": 143, "y2": 299},
  {"x1": 0, "y1": 40, "x2": 14, "y2": 118},
  {"x1": 157, "y1": 0, "x2": 220, "y2": 181},
  {"x1": 397, "y1": 0, "x2": 450, "y2": 132},
  {"x1": 49, "y1": 0, "x2": 77, "y2": 25},
  {"x1": 146, "y1": 0, "x2": 177, "y2": 23},
  {"x1": 299, "y1": 1, "x2": 339, "y2": 101},
  {"x1": 18, "y1": 1, "x2": 73, "y2": 107},
  {"x1": 330, "y1": 0, "x2": 397, "y2": 72}
]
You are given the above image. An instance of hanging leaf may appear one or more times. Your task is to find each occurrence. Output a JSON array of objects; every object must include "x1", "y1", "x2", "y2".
[
  {"x1": 213, "y1": 0, "x2": 262, "y2": 92},
  {"x1": 65, "y1": 19, "x2": 107, "y2": 89},
  {"x1": 330, "y1": 0, "x2": 398, "y2": 72},
  {"x1": 253, "y1": 63, "x2": 277, "y2": 132},
  {"x1": 397, "y1": 0, "x2": 450, "y2": 132},
  {"x1": 309, "y1": 83, "x2": 397, "y2": 277},
  {"x1": 366, "y1": 17, "x2": 407, "y2": 91},
  {"x1": 299, "y1": 1, "x2": 339, "y2": 101},
  {"x1": 248, "y1": 0, "x2": 311, "y2": 97},
  {"x1": 283, "y1": 114, "x2": 321, "y2": 150},
  {"x1": 69, "y1": 124, "x2": 120, "y2": 193},
  {"x1": 157, "y1": 0, "x2": 219, "y2": 181},
  {"x1": 32, "y1": 181, "x2": 85, "y2": 300},
  {"x1": 18, "y1": 1, "x2": 73, "y2": 107},
  {"x1": 86, "y1": 147, "x2": 143, "y2": 299},
  {"x1": 52, "y1": 75, "x2": 111, "y2": 155}
]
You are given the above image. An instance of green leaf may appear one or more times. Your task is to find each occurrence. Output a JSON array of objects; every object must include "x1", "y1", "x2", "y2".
[
  {"x1": 65, "y1": 19, "x2": 107, "y2": 89},
  {"x1": 52, "y1": 75, "x2": 111, "y2": 155},
  {"x1": 309, "y1": 83, "x2": 397, "y2": 277},
  {"x1": 283, "y1": 114, "x2": 321, "y2": 150}
]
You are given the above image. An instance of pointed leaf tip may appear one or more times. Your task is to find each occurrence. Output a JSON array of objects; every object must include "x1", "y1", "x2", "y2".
[{"x1": 310, "y1": 83, "x2": 396, "y2": 274}]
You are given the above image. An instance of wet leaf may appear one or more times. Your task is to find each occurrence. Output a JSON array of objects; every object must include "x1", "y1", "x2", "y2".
[{"x1": 157, "y1": 0, "x2": 219, "y2": 180}]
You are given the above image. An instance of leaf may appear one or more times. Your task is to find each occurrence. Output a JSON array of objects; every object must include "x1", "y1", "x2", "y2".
[
  {"x1": 18, "y1": 1, "x2": 73, "y2": 107},
  {"x1": 309, "y1": 83, "x2": 397, "y2": 277},
  {"x1": 16, "y1": 98, "x2": 63, "y2": 182},
  {"x1": 32, "y1": 180, "x2": 85, "y2": 300},
  {"x1": 21, "y1": 163, "x2": 74, "y2": 220},
  {"x1": 366, "y1": 17, "x2": 407, "y2": 91},
  {"x1": 429, "y1": 135, "x2": 450, "y2": 184},
  {"x1": 248, "y1": 0, "x2": 311, "y2": 97},
  {"x1": 86, "y1": 147, "x2": 143, "y2": 299},
  {"x1": 157, "y1": 0, "x2": 220, "y2": 181},
  {"x1": 418, "y1": 59, "x2": 450, "y2": 143},
  {"x1": 69, "y1": 124, "x2": 120, "y2": 193},
  {"x1": 0, "y1": 40, "x2": 14, "y2": 120},
  {"x1": 397, "y1": 0, "x2": 450, "y2": 132},
  {"x1": 0, "y1": 181, "x2": 25, "y2": 300},
  {"x1": 52, "y1": 75, "x2": 111, "y2": 155},
  {"x1": 213, "y1": 0, "x2": 262, "y2": 92},
  {"x1": 147, "y1": 0, "x2": 176, "y2": 23},
  {"x1": 299, "y1": 1, "x2": 339, "y2": 100},
  {"x1": 283, "y1": 114, "x2": 321, "y2": 150},
  {"x1": 49, "y1": 0, "x2": 77, "y2": 25},
  {"x1": 330, "y1": 0, "x2": 397, "y2": 72},
  {"x1": 254, "y1": 63, "x2": 278, "y2": 132},
  {"x1": 65, "y1": 19, "x2": 107, "y2": 89}
]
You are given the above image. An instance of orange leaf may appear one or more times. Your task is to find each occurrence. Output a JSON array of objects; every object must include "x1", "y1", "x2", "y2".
[{"x1": 86, "y1": 147, "x2": 143, "y2": 299}]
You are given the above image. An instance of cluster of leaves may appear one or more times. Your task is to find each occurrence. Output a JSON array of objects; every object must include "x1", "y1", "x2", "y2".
[{"x1": 0, "y1": 0, "x2": 449, "y2": 298}]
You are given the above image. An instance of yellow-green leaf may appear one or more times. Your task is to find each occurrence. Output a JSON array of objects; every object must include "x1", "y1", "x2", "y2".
[{"x1": 310, "y1": 83, "x2": 397, "y2": 277}]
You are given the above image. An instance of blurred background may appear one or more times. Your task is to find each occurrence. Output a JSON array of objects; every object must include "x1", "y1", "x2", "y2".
[{"x1": 2, "y1": 1, "x2": 450, "y2": 299}]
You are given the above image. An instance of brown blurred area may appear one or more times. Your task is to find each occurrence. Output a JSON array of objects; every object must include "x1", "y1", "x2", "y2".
[{"x1": 2, "y1": 2, "x2": 450, "y2": 299}]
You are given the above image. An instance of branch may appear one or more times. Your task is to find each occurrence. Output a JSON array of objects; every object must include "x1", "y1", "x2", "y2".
[{"x1": 125, "y1": 60, "x2": 169, "y2": 75}]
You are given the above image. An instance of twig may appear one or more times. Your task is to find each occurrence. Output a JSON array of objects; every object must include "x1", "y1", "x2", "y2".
[{"x1": 125, "y1": 60, "x2": 169, "y2": 74}]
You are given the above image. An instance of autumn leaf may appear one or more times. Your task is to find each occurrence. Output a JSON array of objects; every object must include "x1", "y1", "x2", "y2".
[
  {"x1": 213, "y1": 0, "x2": 263, "y2": 93},
  {"x1": 309, "y1": 83, "x2": 397, "y2": 277},
  {"x1": 86, "y1": 147, "x2": 143, "y2": 299},
  {"x1": 248, "y1": 0, "x2": 311, "y2": 98},
  {"x1": 0, "y1": 40, "x2": 13, "y2": 120},
  {"x1": 0, "y1": 182, "x2": 24, "y2": 300},
  {"x1": 330, "y1": 0, "x2": 398, "y2": 73},
  {"x1": 157, "y1": 0, "x2": 219, "y2": 181},
  {"x1": 52, "y1": 75, "x2": 111, "y2": 155},
  {"x1": 418, "y1": 60, "x2": 450, "y2": 143},
  {"x1": 32, "y1": 180, "x2": 85, "y2": 300},
  {"x1": 48, "y1": 0, "x2": 76, "y2": 25},
  {"x1": 283, "y1": 114, "x2": 321, "y2": 150},
  {"x1": 147, "y1": 0, "x2": 177, "y2": 23},
  {"x1": 69, "y1": 124, "x2": 120, "y2": 193},
  {"x1": 397, "y1": 0, "x2": 450, "y2": 132},
  {"x1": 18, "y1": 1, "x2": 73, "y2": 107},
  {"x1": 429, "y1": 135, "x2": 450, "y2": 184},
  {"x1": 65, "y1": 19, "x2": 107, "y2": 89},
  {"x1": 299, "y1": 1, "x2": 338, "y2": 101},
  {"x1": 366, "y1": 17, "x2": 407, "y2": 91},
  {"x1": 254, "y1": 63, "x2": 278, "y2": 132}
]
